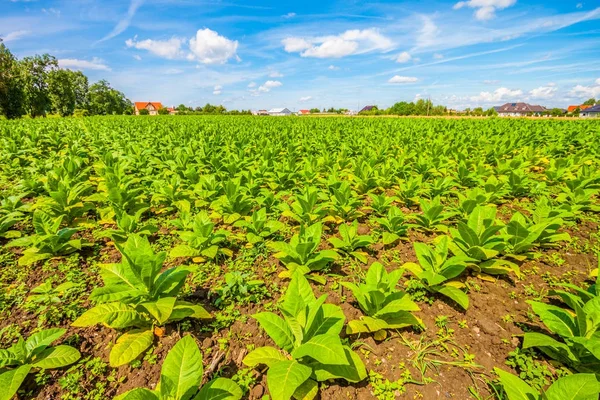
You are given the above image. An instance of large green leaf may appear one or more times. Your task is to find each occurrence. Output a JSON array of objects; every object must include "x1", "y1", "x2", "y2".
[
  {"x1": 347, "y1": 317, "x2": 389, "y2": 335},
  {"x1": 435, "y1": 285, "x2": 469, "y2": 310},
  {"x1": 493, "y1": 368, "x2": 538, "y2": 400},
  {"x1": 311, "y1": 346, "x2": 366, "y2": 383},
  {"x1": 160, "y1": 335, "x2": 204, "y2": 400},
  {"x1": 545, "y1": 373, "x2": 600, "y2": 400},
  {"x1": 25, "y1": 328, "x2": 66, "y2": 354},
  {"x1": 72, "y1": 302, "x2": 145, "y2": 329},
  {"x1": 109, "y1": 329, "x2": 154, "y2": 367},
  {"x1": 292, "y1": 378, "x2": 318, "y2": 400},
  {"x1": 0, "y1": 365, "x2": 32, "y2": 400},
  {"x1": 291, "y1": 334, "x2": 347, "y2": 365},
  {"x1": 115, "y1": 388, "x2": 160, "y2": 400},
  {"x1": 266, "y1": 360, "x2": 312, "y2": 400},
  {"x1": 139, "y1": 297, "x2": 177, "y2": 325},
  {"x1": 194, "y1": 377, "x2": 243, "y2": 400},
  {"x1": 243, "y1": 346, "x2": 287, "y2": 368},
  {"x1": 528, "y1": 301, "x2": 577, "y2": 338},
  {"x1": 253, "y1": 312, "x2": 295, "y2": 353},
  {"x1": 30, "y1": 345, "x2": 80, "y2": 369}
]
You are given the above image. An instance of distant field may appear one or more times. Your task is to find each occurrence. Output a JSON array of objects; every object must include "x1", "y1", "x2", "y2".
[{"x1": 1, "y1": 116, "x2": 600, "y2": 399}]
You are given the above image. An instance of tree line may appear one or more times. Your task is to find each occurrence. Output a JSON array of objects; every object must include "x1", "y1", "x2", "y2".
[{"x1": 0, "y1": 40, "x2": 132, "y2": 119}]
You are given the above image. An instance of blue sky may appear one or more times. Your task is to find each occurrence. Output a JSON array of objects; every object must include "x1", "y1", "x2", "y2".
[{"x1": 2, "y1": 0, "x2": 600, "y2": 111}]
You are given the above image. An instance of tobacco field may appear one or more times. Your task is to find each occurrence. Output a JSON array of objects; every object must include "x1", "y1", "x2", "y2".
[{"x1": 1, "y1": 115, "x2": 600, "y2": 400}]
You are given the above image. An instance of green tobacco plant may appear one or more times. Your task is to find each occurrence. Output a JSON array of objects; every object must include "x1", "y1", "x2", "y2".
[
  {"x1": 73, "y1": 234, "x2": 209, "y2": 367},
  {"x1": 494, "y1": 368, "x2": 600, "y2": 400},
  {"x1": 328, "y1": 220, "x2": 374, "y2": 263},
  {"x1": 448, "y1": 206, "x2": 519, "y2": 277},
  {"x1": 7, "y1": 210, "x2": 90, "y2": 266},
  {"x1": 280, "y1": 187, "x2": 327, "y2": 225},
  {"x1": 116, "y1": 335, "x2": 242, "y2": 400},
  {"x1": 366, "y1": 193, "x2": 396, "y2": 217},
  {"x1": 0, "y1": 212, "x2": 21, "y2": 239},
  {"x1": 503, "y1": 211, "x2": 570, "y2": 260},
  {"x1": 342, "y1": 262, "x2": 422, "y2": 339},
  {"x1": 328, "y1": 182, "x2": 363, "y2": 221},
  {"x1": 234, "y1": 207, "x2": 284, "y2": 244},
  {"x1": 99, "y1": 208, "x2": 158, "y2": 243},
  {"x1": 403, "y1": 237, "x2": 471, "y2": 310},
  {"x1": 26, "y1": 280, "x2": 76, "y2": 307},
  {"x1": 550, "y1": 272, "x2": 599, "y2": 311},
  {"x1": 375, "y1": 206, "x2": 409, "y2": 245},
  {"x1": 40, "y1": 180, "x2": 94, "y2": 224},
  {"x1": 522, "y1": 298, "x2": 600, "y2": 372},
  {"x1": 170, "y1": 211, "x2": 232, "y2": 262},
  {"x1": 270, "y1": 222, "x2": 338, "y2": 283},
  {"x1": 410, "y1": 197, "x2": 453, "y2": 233},
  {"x1": 0, "y1": 328, "x2": 81, "y2": 400},
  {"x1": 210, "y1": 180, "x2": 253, "y2": 224},
  {"x1": 213, "y1": 271, "x2": 264, "y2": 307},
  {"x1": 243, "y1": 272, "x2": 366, "y2": 400}
]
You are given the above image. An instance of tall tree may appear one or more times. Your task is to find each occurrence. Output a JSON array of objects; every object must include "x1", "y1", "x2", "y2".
[
  {"x1": 20, "y1": 54, "x2": 58, "y2": 117},
  {"x1": 583, "y1": 98, "x2": 597, "y2": 106},
  {"x1": 48, "y1": 69, "x2": 76, "y2": 116},
  {"x1": 87, "y1": 80, "x2": 131, "y2": 115},
  {"x1": 0, "y1": 40, "x2": 25, "y2": 119}
]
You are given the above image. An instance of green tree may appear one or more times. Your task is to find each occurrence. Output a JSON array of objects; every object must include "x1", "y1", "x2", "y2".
[
  {"x1": 309, "y1": 108, "x2": 320, "y2": 113},
  {"x1": 139, "y1": 108, "x2": 150, "y2": 115},
  {"x1": 71, "y1": 71, "x2": 89, "y2": 110},
  {"x1": 87, "y1": 80, "x2": 132, "y2": 115},
  {"x1": 20, "y1": 54, "x2": 58, "y2": 117},
  {"x1": 0, "y1": 40, "x2": 25, "y2": 119},
  {"x1": 389, "y1": 101, "x2": 415, "y2": 116},
  {"x1": 48, "y1": 69, "x2": 76, "y2": 116},
  {"x1": 583, "y1": 98, "x2": 597, "y2": 106},
  {"x1": 157, "y1": 107, "x2": 170, "y2": 115},
  {"x1": 485, "y1": 107, "x2": 498, "y2": 116},
  {"x1": 176, "y1": 103, "x2": 188, "y2": 112}
]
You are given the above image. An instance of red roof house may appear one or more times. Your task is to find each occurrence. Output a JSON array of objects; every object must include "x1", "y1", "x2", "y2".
[{"x1": 134, "y1": 102, "x2": 163, "y2": 115}]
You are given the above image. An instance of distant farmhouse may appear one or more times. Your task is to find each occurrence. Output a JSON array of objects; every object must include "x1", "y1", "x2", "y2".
[
  {"x1": 268, "y1": 108, "x2": 293, "y2": 116},
  {"x1": 580, "y1": 104, "x2": 600, "y2": 118},
  {"x1": 360, "y1": 105, "x2": 376, "y2": 113},
  {"x1": 495, "y1": 102, "x2": 546, "y2": 117},
  {"x1": 567, "y1": 104, "x2": 591, "y2": 113},
  {"x1": 134, "y1": 102, "x2": 163, "y2": 115},
  {"x1": 298, "y1": 109, "x2": 310, "y2": 115}
]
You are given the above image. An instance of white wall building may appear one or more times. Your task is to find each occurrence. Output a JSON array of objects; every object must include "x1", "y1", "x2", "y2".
[{"x1": 267, "y1": 108, "x2": 293, "y2": 116}]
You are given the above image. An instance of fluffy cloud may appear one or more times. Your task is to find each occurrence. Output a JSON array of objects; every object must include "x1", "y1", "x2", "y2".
[
  {"x1": 189, "y1": 28, "x2": 239, "y2": 64},
  {"x1": 247, "y1": 82, "x2": 256, "y2": 88},
  {"x1": 213, "y1": 85, "x2": 222, "y2": 95},
  {"x1": 126, "y1": 36, "x2": 186, "y2": 59},
  {"x1": 257, "y1": 80, "x2": 282, "y2": 93},
  {"x1": 395, "y1": 51, "x2": 412, "y2": 63},
  {"x1": 269, "y1": 71, "x2": 284, "y2": 78},
  {"x1": 282, "y1": 28, "x2": 393, "y2": 58},
  {"x1": 471, "y1": 87, "x2": 523, "y2": 102},
  {"x1": 569, "y1": 78, "x2": 600, "y2": 99},
  {"x1": 58, "y1": 58, "x2": 111, "y2": 71},
  {"x1": 528, "y1": 83, "x2": 557, "y2": 99},
  {"x1": 299, "y1": 96, "x2": 312, "y2": 102},
  {"x1": 433, "y1": 53, "x2": 444, "y2": 59},
  {"x1": 328, "y1": 65, "x2": 339, "y2": 70},
  {"x1": 388, "y1": 75, "x2": 418, "y2": 84},
  {"x1": 453, "y1": 0, "x2": 517, "y2": 21}
]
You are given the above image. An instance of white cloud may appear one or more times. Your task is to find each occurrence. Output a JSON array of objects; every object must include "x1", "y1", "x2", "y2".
[
  {"x1": 133, "y1": 54, "x2": 142, "y2": 61},
  {"x1": 247, "y1": 82, "x2": 256, "y2": 88},
  {"x1": 483, "y1": 79, "x2": 499, "y2": 84},
  {"x1": 126, "y1": 36, "x2": 186, "y2": 59},
  {"x1": 42, "y1": 8, "x2": 61, "y2": 17},
  {"x1": 453, "y1": 0, "x2": 517, "y2": 21},
  {"x1": 299, "y1": 96, "x2": 312, "y2": 102},
  {"x1": 433, "y1": 53, "x2": 444, "y2": 59},
  {"x1": 188, "y1": 28, "x2": 239, "y2": 64},
  {"x1": 576, "y1": 3, "x2": 583, "y2": 9},
  {"x1": 283, "y1": 12, "x2": 296, "y2": 19},
  {"x1": 269, "y1": 71, "x2": 284, "y2": 78},
  {"x1": 1, "y1": 30, "x2": 30, "y2": 42},
  {"x1": 395, "y1": 51, "x2": 412, "y2": 63},
  {"x1": 328, "y1": 65, "x2": 340, "y2": 70},
  {"x1": 569, "y1": 78, "x2": 600, "y2": 99},
  {"x1": 98, "y1": 0, "x2": 144, "y2": 42},
  {"x1": 471, "y1": 87, "x2": 523, "y2": 103},
  {"x1": 257, "y1": 80, "x2": 282, "y2": 93},
  {"x1": 213, "y1": 85, "x2": 222, "y2": 95},
  {"x1": 388, "y1": 75, "x2": 418, "y2": 84},
  {"x1": 283, "y1": 28, "x2": 393, "y2": 58},
  {"x1": 528, "y1": 84, "x2": 557, "y2": 99},
  {"x1": 417, "y1": 16, "x2": 439, "y2": 48},
  {"x1": 58, "y1": 58, "x2": 111, "y2": 71}
]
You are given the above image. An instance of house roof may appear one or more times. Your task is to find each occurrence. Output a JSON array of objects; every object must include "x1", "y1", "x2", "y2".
[
  {"x1": 360, "y1": 105, "x2": 375, "y2": 112},
  {"x1": 496, "y1": 102, "x2": 546, "y2": 113},
  {"x1": 583, "y1": 104, "x2": 600, "y2": 113},
  {"x1": 567, "y1": 105, "x2": 591, "y2": 112},
  {"x1": 135, "y1": 102, "x2": 163, "y2": 111},
  {"x1": 298, "y1": 109, "x2": 310, "y2": 114},
  {"x1": 268, "y1": 108, "x2": 290, "y2": 113}
]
